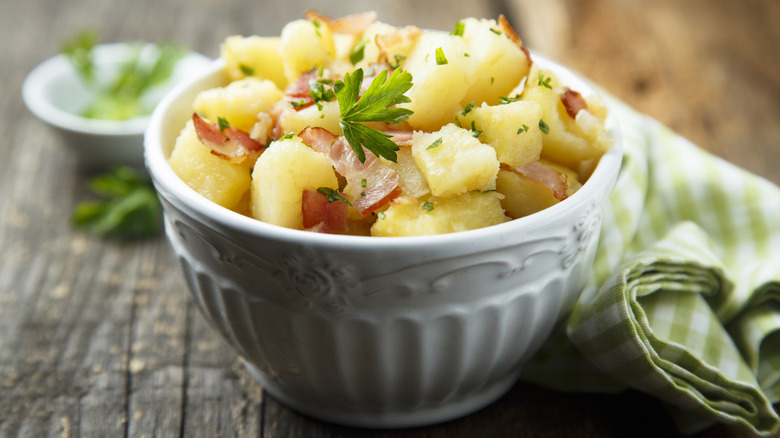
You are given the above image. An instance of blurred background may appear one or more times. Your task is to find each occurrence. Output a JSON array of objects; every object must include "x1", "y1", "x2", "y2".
[
  {"x1": 2, "y1": 0, "x2": 778, "y2": 436},
  {"x1": 4, "y1": 0, "x2": 779, "y2": 183}
]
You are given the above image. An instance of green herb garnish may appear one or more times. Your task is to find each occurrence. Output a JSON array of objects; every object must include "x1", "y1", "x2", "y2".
[
  {"x1": 308, "y1": 78, "x2": 336, "y2": 109},
  {"x1": 334, "y1": 67, "x2": 414, "y2": 163},
  {"x1": 350, "y1": 39, "x2": 368, "y2": 65},
  {"x1": 499, "y1": 95, "x2": 520, "y2": 104},
  {"x1": 538, "y1": 74, "x2": 553, "y2": 89},
  {"x1": 71, "y1": 166, "x2": 161, "y2": 239},
  {"x1": 435, "y1": 47, "x2": 448, "y2": 65},
  {"x1": 422, "y1": 202, "x2": 434, "y2": 212},
  {"x1": 60, "y1": 30, "x2": 186, "y2": 121},
  {"x1": 462, "y1": 100, "x2": 475, "y2": 116},
  {"x1": 451, "y1": 21, "x2": 465, "y2": 37},
  {"x1": 470, "y1": 121, "x2": 483, "y2": 138},
  {"x1": 517, "y1": 124, "x2": 530, "y2": 134},
  {"x1": 539, "y1": 119, "x2": 550, "y2": 134},
  {"x1": 239, "y1": 63, "x2": 255, "y2": 76},
  {"x1": 317, "y1": 187, "x2": 352, "y2": 205},
  {"x1": 217, "y1": 117, "x2": 230, "y2": 132},
  {"x1": 426, "y1": 137, "x2": 443, "y2": 150}
]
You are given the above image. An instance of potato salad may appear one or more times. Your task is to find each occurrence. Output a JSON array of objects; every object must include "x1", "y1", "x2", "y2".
[{"x1": 168, "y1": 11, "x2": 613, "y2": 236}]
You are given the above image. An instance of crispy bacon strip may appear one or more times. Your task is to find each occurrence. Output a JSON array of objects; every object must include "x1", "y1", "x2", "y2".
[
  {"x1": 305, "y1": 10, "x2": 377, "y2": 35},
  {"x1": 385, "y1": 129, "x2": 414, "y2": 147},
  {"x1": 561, "y1": 88, "x2": 588, "y2": 119},
  {"x1": 497, "y1": 15, "x2": 532, "y2": 67},
  {"x1": 298, "y1": 127, "x2": 401, "y2": 216},
  {"x1": 302, "y1": 189, "x2": 349, "y2": 233},
  {"x1": 192, "y1": 113, "x2": 264, "y2": 163},
  {"x1": 516, "y1": 161, "x2": 568, "y2": 201}
]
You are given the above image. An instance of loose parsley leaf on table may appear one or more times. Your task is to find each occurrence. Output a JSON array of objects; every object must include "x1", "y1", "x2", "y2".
[
  {"x1": 71, "y1": 167, "x2": 162, "y2": 239},
  {"x1": 334, "y1": 67, "x2": 414, "y2": 163}
]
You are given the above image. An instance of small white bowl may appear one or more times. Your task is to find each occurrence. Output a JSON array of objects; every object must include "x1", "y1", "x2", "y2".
[
  {"x1": 145, "y1": 55, "x2": 622, "y2": 428},
  {"x1": 23, "y1": 43, "x2": 211, "y2": 169}
]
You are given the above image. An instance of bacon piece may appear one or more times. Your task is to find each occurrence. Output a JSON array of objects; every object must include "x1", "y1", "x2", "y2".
[
  {"x1": 497, "y1": 15, "x2": 532, "y2": 67},
  {"x1": 298, "y1": 127, "x2": 401, "y2": 216},
  {"x1": 385, "y1": 129, "x2": 414, "y2": 147},
  {"x1": 192, "y1": 113, "x2": 264, "y2": 163},
  {"x1": 516, "y1": 161, "x2": 568, "y2": 201},
  {"x1": 375, "y1": 26, "x2": 423, "y2": 54},
  {"x1": 302, "y1": 189, "x2": 349, "y2": 233},
  {"x1": 305, "y1": 11, "x2": 377, "y2": 35},
  {"x1": 561, "y1": 88, "x2": 588, "y2": 119}
]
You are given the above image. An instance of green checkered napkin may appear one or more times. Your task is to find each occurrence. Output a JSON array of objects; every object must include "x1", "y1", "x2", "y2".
[{"x1": 520, "y1": 96, "x2": 780, "y2": 436}]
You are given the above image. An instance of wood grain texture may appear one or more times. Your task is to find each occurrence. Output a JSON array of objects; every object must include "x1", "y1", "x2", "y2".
[{"x1": 1, "y1": 0, "x2": 777, "y2": 437}]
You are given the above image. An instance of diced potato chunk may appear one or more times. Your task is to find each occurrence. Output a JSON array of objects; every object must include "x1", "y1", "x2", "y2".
[
  {"x1": 497, "y1": 160, "x2": 582, "y2": 218},
  {"x1": 521, "y1": 66, "x2": 611, "y2": 168},
  {"x1": 279, "y1": 19, "x2": 336, "y2": 84},
  {"x1": 382, "y1": 148, "x2": 430, "y2": 198},
  {"x1": 168, "y1": 121, "x2": 253, "y2": 210},
  {"x1": 458, "y1": 18, "x2": 531, "y2": 106},
  {"x1": 193, "y1": 77, "x2": 283, "y2": 133},
  {"x1": 221, "y1": 35, "x2": 288, "y2": 90},
  {"x1": 399, "y1": 33, "x2": 476, "y2": 131},
  {"x1": 411, "y1": 124, "x2": 499, "y2": 197},
  {"x1": 459, "y1": 100, "x2": 543, "y2": 167},
  {"x1": 276, "y1": 100, "x2": 342, "y2": 136},
  {"x1": 250, "y1": 138, "x2": 338, "y2": 229},
  {"x1": 371, "y1": 192, "x2": 509, "y2": 237}
]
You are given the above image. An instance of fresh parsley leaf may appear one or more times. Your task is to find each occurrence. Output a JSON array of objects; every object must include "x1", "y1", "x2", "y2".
[
  {"x1": 462, "y1": 100, "x2": 475, "y2": 116},
  {"x1": 499, "y1": 96, "x2": 520, "y2": 104},
  {"x1": 239, "y1": 63, "x2": 255, "y2": 76},
  {"x1": 308, "y1": 78, "x2": 336, "y2": 109},
  {"x1": 451, "y1": 21, "x2": 465, "y2": 37},
  {"x1": 335, "y1": 68, "x2": 414, "y2": 163},
  {"x1": 538, "y1": 74, "x2": 553, "y2": 89},
  {"x1": 539, "y1": 119, "x2": 550, "y2": 134},
  {"x1": 435, "y1": 47, "x2": 448, "y2": 65},
  {"x1": 470, "y1": 121, "x2": 482, "y2": 138},
  {"x1": 278, "y1": 132, "x2": 295, "y2": 140},
  {"x1": 62, "y1": 30, "x2": 186, "y2": 121},
  {"x1": 426, "y1": 137, "x2": 443, "y2": 150},
  {"x1": 422, "y1": 202, "x2": 434, "y2": 211},
  {"x1": 217, "y1": 117, "x2": 230, "y2": 132},
  {"x1": 489, "y1": 28, "x2": 502, "y2": 35},
  {"x1": 317, "y1": 187, "x2": 352, "y2": 206},
  {"x1": 60, "y1": 29, "x2": 98, "y2": 84},
  {"x1": 517, "y1": 124, "x2": 530, "y2": 134},
  {"x1": 71, "y1": 166, "x2": 161, "y2": 239},
  {"x1": 350, "y1": 38, "x2": 368, "y2": 65}
]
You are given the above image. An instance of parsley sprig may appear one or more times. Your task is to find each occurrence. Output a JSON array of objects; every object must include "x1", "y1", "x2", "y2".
[
  {"x1": 71, "y1": 167, "x2": 161, "y2": 239},
  {"x1": 60, "y1": 30, "x2": 186, "y2": 121},
  {"x1": 334, "y1": 68, "x2": 414, "y2": 163}
]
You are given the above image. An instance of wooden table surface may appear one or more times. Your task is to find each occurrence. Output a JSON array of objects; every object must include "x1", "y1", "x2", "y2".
[{"x1": 2, "y1": 0, "x2": 778, "y2": 436}]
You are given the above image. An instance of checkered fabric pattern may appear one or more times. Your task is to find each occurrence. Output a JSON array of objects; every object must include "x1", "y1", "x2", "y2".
[{"x1": 520, "y1": 96, "x2": 780, "y2": 436}]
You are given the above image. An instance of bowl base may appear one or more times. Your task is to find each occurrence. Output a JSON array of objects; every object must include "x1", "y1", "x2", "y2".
[{"x1": 242, "y1": 359, "x2": 521, "y2": 429}]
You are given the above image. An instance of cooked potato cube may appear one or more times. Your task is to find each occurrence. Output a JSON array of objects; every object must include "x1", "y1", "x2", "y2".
[
  {"x1": 398, "y1": 33, "x2": 476, "y2": 131},
  {"x1": 382, "y1": 147, "x2": 430, "y2": 198},
  {"x1": 276, "y1": 100, "x2": 342, "y2": 136},
  {"x1": 250, "y1": 138, "x2": 338, "y2": 229},
  {"x1": 193, "y1": 77, "x2": 283, "y2": 133},
  {"x1": 411, "y1": 124, "x2": 499, "y2": 197},
  {"x1": 221, "y1": 35, "x2": 288, "y2": 90},
  {"x1": 371, "y1": 192, "x2": 509, "y2": 237},
  {"x1": 521, "y1": 66, "x2": 611, "y2": 168},
  {"x1": 279, "y1": 19, "x2": 336, "y2": 84},
  {"x1": 496, "y1": 160, "x2": 582, "y2": 218},
  {"x1": 458, "y1": 18, "x2": 531, "y2": 106},
  {"x1": 458, "y1": 100, "x2": 543, "y2": 167},
  {"x1": 168, "y1": 121, "x2": 253, "y2": 210}
]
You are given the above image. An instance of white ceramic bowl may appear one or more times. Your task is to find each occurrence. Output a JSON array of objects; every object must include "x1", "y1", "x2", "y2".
[
  {"x1": 144, "y1": 55, "x2": 622, "y2": 428},
  {"x1": 23, "y1": 43, "x2": 210, "y2": 169}
]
